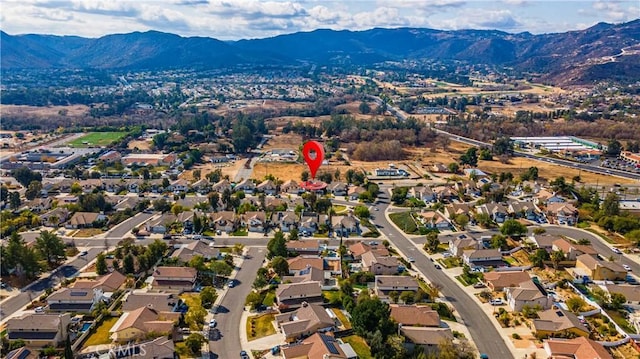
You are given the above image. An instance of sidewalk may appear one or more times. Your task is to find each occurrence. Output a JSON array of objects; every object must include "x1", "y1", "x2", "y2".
[{"x1": 239, "y1": 308, "x2": 283, "y2": 357}]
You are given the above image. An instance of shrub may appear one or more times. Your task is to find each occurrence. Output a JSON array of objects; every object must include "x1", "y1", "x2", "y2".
[{"x1": 512, "y1": 333, "x2": 521, "y2": 339}]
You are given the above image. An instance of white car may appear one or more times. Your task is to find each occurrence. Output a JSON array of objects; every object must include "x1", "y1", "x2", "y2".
[
  {"x1": 34, "y1": 306, "x2": 45, "y2": 313},
  {"x1": 209, "y1": 319, "x2": 217, "y2": 328},
  {"x1": 490, "y1": 299, "x2": 504, "y2": 306},
  {"x1": 612, "y1": 248, "x2": 622, "y2": 254},
  {"x1": 623, "y1": 264, "x2": 632, "y2": 271}
]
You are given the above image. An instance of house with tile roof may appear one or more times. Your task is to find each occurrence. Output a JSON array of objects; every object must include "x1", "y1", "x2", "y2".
[
  {"x1": 543, "y1": 336, "x2": 612, "y2": 359},
  {"x1": 257, "y1": 179, "x2": 278, "y2": 195},
  {"x1": 575, "y1": 254, "x2": 627, "y2": 281},
  {"x1": 547, "y1": 202, "x2": 579, "y2": 225},
  {"x1": 71, "y1": 271, "x2": 126, "y2": 293},
  {"x1": 287, "y1": 256, "x2": 325, "y2": 274},
  {"x1": 170, "y1": 240, "x2": 221, "y2": 263},
  {"x1": 389, "y1": 305, "x2": 441, "y2": 327},
  {"x1": 400, "y1": 326, "x2": 454, "y2": 354},
  {"x1": 150, "y1": 266, "x2": 198, "y2": 293},
  {"x1": 46, "y1": 287, "x2": 105, "y2": 313},
  {"x1": 374, "y1": 276, "x2": 419, "y2": 303},
  {"x1": 552, "y1": 239, "x2": 597, "y2": 260},
  {"x1": 361, "y1": 251, "x2": 400, "y2": 275},
  {"x1": 66, "y1": 211, "x2": 107, "y2": 229},
  {"x1": 121, "y1": 293, "x2": 181, "y2": 312},
  {"x1": 281, "y1": 332, "x2": 357, "y2": 359},
  {"x1": 276, "y1": 281, "x2": 323, "y2": 311},
  {"x1": 109, "y1": 306, "x2": 180, "y2": 343},
  {"x1": 348, "y1": 242, "x2": 389, "y2": 260},
  {"x1": 275, "y1": 302, "x2": 336, "y2": 342},
  {"x1": 211, "y1": 211, "x2": 238, "y2": 233},
  {"x1": 483, "y1": 271, "x2": 532, "y2": 292},
  {"x1": 504, "y1": 280, "x2": 553, "y2": 312}
]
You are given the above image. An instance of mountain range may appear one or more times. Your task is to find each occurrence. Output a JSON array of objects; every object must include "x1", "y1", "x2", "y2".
[{"x1": 2, "y1": 19, "x2": 640, "y2": 85}]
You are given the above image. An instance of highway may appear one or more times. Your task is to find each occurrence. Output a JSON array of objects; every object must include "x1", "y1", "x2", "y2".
[
  {"x1": 375, "y1": 190, "x2": 514, "y2": 358},
  {"x1": 209, "y1": 247, "x2": 267, "y2": 359},
  {"x1": 372, "y1": 95, "x2": 640, "y2": 182}
]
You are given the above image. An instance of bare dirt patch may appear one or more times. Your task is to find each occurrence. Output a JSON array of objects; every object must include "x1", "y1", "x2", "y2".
[
  {"x1": 262, "y1": 133, "x2": 304, "y2": 151},
  {"x1": 1, "y1": 104, "x2": 89, "y2": 117},
  {"x1": 181, "y1": 161, "x2": 245, "y2": 182},
  {"x1": 128, "y1": 139, "x2": 152, "y2": 151}
]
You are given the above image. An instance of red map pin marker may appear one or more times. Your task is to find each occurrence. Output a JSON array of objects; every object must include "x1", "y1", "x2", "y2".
[{"x1": 302, "y1": 141, "x2": 325, "y2": 179}]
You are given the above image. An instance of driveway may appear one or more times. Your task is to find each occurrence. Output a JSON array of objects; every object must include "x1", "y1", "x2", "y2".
[{"x1": 209, "y1": 247, "x2": 267, "y2": 358}]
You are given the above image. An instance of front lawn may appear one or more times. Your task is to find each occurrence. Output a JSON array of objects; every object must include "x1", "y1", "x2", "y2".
[
  {"x1": 231, "y1": 229, "x2": 248, "y2": 236},
  {"x1": 262, "y1": 290, "x2": 276, "y2": 306},
  {"x1": 72, "y1": 228, "x2": 104, "y2": 237},
  {"x1": 389, "y1": 212, "x2": 418, "y2": 234},
  {"x1": 246, "y1": 313, "x2": 276, "y2": 341},
  {"x1": 342, "y1": 335, "x2": 372, "y2": 359},
  {"x1": 82, "y1": 316, "x2": 119, "y2": 347},
  {"x1": 438, "y1": 257, "x2": 462, "y2": 268}
]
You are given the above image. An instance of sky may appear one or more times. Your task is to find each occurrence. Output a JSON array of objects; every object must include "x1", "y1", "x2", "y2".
[{"x1": 1, "y1": 0, "x2": 639, "y2": 40}]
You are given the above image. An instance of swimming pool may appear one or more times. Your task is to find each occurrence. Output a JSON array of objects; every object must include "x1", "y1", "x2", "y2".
[{"x1": 80, "y1": 323, "x2": 92, "y2": 332}]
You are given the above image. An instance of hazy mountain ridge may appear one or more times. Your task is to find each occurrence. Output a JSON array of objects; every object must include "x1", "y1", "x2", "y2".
[{"x1": 2, "y1": 20, "x2": 639, "y2": 85}]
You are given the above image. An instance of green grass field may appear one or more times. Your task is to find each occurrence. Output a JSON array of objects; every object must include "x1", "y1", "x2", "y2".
[{"x1": 68, "y1": 132, "x2": 128, "y2": 147}]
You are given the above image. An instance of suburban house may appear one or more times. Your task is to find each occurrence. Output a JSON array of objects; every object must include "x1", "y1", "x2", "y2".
[
  {"x1": 171, "y1": 240, "x2": 221, "y2": 263},
  {"x1": 533, "y1": 307, "x2": 590, "y2": 339},
  {"x1": 276, "y1": 281, "x2": 323, "y2": 311},
  {"x1": 121, "y1": 293, "x2": 181, "y2": 312},
  {"x1": 361, "y1": 251, "x2": 400, "y2": 275},
  {"x1": 257, "y1": 179, "x2": 278, "y2": 195},
  {"x1": 145, "y1": 213, "x2": 177, "y2": 234},
  {"x1": 530, "y1": 235, "x2": 564, "y2": 252},
  {"x1": 235, "y1": 178, "x2": 256, "y2": 194},
  {"x1": 433, "y1": 185, "x2": 457, "y2": 202},
  {"x1": 328, "y1": 182, "x2": 348, "y2": 196},
  {"x1": 29, "y1": 198, "x2": 54, "y2": 213},
  {"x1": 444, "y1": 203, "x2": 471, "y2": 219},
  {"x1": 286, "y1": 240, "x2": 320, "y2": 256},
  {"x1": 150, "y1": 266, "x2": 198, "y2": 293},
  {"x1": 98, "y1": 150, "x2": 122, "y2": 164},
  {"x1": 552, "y1": 239, "x2": 597, "y2": 260},
  {"x1": 546, "y1": 203, "x2": 579, "y2": 225},
  {"x1": 389, "y1": 305, "x2": 441, "y2": 327},
  {"x1": 66, "y1": 212, "x2": 107, "y2": 229},
  {"x1": 192, "y1": 179, "x2": 211, "y2": 194},
  {"x1": 456, "y1": 180, "x2": 480, "y2": 197},
  {"x1": 332, "y1": 215, "x2": 361, "y2": 237},
  {"x1": 282, "y1": 266, "x2": 326, "y2": 285},
  {"x1": 449, "y1": 234, "x2": 480, "y2": 257},
  {"x1": 168, "y1": 179, "x2": 189, "y2": 193},
  {"x1": 476, "y1": 203, "x2": 508, "y2": 223},
  {"x1": 374, "y1": 276, "x2": 419, "y2": 302},
  {"x1": 543, "y1": 336, "x2": 612, "y2": 359},
  {"x1": 418, "y1": 211, "x2": 451, "y2": 230},
  {"x1": 6, "y1": 313, "x2": 71, "y2": 348},
  {"x1": 287, "y1": 256, "x2": 325, "y2": 273},
  {"x1": 535, "y1": 189, "x2": 565, "y2": 206},
  {"x1": 281, "y1": 179, "x2": 302, "y2": 194},
  {"x1": 400, "y1": 327, "x2": 453, "y2": 354},
  {"x1": 299, "y1": 212, "x2": 326, "y2": 235},
  {"x1": 272, "y1": 211, "x2": 299, "y2": 232},
  {"x1": 431, "y1": 163, "x2": 449, "y2": 173},
  {"x1": 211, "y1": 179, "x2": 232, "y2": 193},
  {"x1": 347, "y1": 186, "x2": 367, "y2": 200},
  {"x1": 348, "y1": 242, "x2": 389, "y2": 261},
  {"x1": 40, "y1": 207, "x2": 70, "y2": 227},
  {"x1": 281, "y1": 332, "x2": 357, "y2": 359},
  {"x1": 109, "y1": 306, "x2": 180, "y2": 343},
  {"x1": 508, "y1": 200, "x2": 538, "y2": 220},
  {"x1": 121, "y1": 153, "x2": 177, "y2": 167},
  {"x1": 47, "y1": 287, "x2": 104, "y2": 313},
  {"x1": 71, "y1": 271, "x2": 126, "y2": 293},
  {"x1": 408, "y1": 186, "x2": 436, "y2": 203},
  {"x1": 605, "y1": 284, "x2": 640, "y2": 304},
  {"x1": 462, "y1": 249, "x2": 503, "y2": 267},
  {"x1": 275, "y1": 302, "x2": 336, "y2": 342},
  {"x1": 242, "y1": 211, "x2": 267, "y2": 233},
  {"x1": 575, "y1": 254, "x2": 627, "y2": 281},
  {"x1": 5, "y1": 347, "x2": 36, "y2": 359},
  {"x1": 107, "y1": 337, "x2": 175, "y2": 359},
  {"x1": 483, "y1": 271, "x2": 532, "y2": 292},
  {"x1": 211, "y1": 211, "x2": 238, "y2": 233},
  {"x1": 504, "y1": 280, "x2": 553, "y2": 312}
]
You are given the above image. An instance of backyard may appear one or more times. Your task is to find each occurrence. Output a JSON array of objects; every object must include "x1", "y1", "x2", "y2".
[
  {"x1": 67, "y1": 132, "x2": 128, "y2": 147},
  {"x1": 389, "y1": 211, "x2": 419, "y2": 234},
  {"x1": 82, "y1": 316, "x2": 119, "y2": 347},
  {"x1": 342, "y1": 335, "x2": 372, "y2": 359}
]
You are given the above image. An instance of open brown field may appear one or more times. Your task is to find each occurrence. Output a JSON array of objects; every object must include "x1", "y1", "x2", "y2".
[
  {"x1": 1, "y1": 104, "x2": 89, "y2": 117},
  {"x1": 262, "y1": 132, "x2": 304, "y2": 151},
  {"x1": 180, "y1": 160, "x2": 245, "y2": 182},
  {"x1": 334, "y1": 101, "x2": 381, "y2": 120},
  {"x1": 128, "y1": 139, "x2": 152, "y2": 151}
]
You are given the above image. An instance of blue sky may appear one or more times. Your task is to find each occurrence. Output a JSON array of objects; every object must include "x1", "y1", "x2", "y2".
[{"x1": 1, "y1": 0, "x2": 638, "y2": 40}]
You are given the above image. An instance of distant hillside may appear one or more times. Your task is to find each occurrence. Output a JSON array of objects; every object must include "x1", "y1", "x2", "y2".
[{"x1": 2, "y1": 19, "x2": 640, "y2": 85}]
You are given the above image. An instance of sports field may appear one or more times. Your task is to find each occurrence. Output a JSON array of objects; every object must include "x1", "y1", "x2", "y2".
[{"x1": 67, "y1": 132, "x2": 128, "y2": 147}]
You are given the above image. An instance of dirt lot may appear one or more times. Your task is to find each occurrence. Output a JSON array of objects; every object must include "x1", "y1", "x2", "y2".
[
  {"x1": 128, "y1": 139, "x2": 152, "y2": 151},
  {"x1": 1, "y1": 104, "x2": 89, "y2": 117},
  {"x1": 180, "y1": 161, "x2": 245, "y2": 182}
]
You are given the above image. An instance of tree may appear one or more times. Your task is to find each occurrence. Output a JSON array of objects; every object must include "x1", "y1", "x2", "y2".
[
  {"x1": 208, "y1": 192, "x2": 220, "y2": 211},
  {"x1": 424, "y1": 231, "x2": 440, "y2": 254},
  {"x1": 459, "y1": 147, "x2": 478, "y2": 167},
  {"x1": 123, "y1": 253, "x2": 135, "y2": 274},
  {"x1": 602, "y1": 192, "x2": 620, "y2": 216},
  {"x1": 199, "y1": 286, "x2": 218, "y2": 308},
  {"x1": 209, "y1": 260, "x2": 233, "y2": 277},
  {"x1": 184, "y1": 333, "x2": 206, "y2": 354},
  {"x1": 529, "y1": 249, "x2": 550, "y2": 268},
  {"x1": 551, "y1": 250, "x2": 565, "y2": 270},
  {"x1": 351, "y1": 297, "x2": 395, "y2": 340},
  {"x1": 25, "y1": 180, "x2": 43, "y2": 200},
  {"x1": 493, "y1": 136, "x2": 513, "y2": 156},
  {"x1": 95, "y1": 253, "x2": 108, "y2": 275},
  {"x1": 447, "y1": 162, "x2": 459, "y2": 174},
  {"x1": 490, "y1": 234, "x2": 508, "y2": 250},
  {"x1": 566, "y1": 296, "x2": 586, "y2": 313},
  {"x1": 474, "y1": 212, "x2": 492, "y2": 228},
  {"x1": 301, "y1": 170, "x2": 309, "y2": 182},
  {"x1": 288, "y1": 228, "x2": 299, "y2": 241},
  {"x1": 609, "y1": 292, "x2": 626, "y2": 310},
  {"x1": 359, "y1": 101, "x2": 371, "y2": 114},
  {"x1": 353, "y1": 205, "x2": 370, "y2": 219},
  {"x1": 70, "y1": 182, "x2": 82, "y2": 195},
  {"x1": 35, "y1": 231, "x2": 66, "y2": 268},
  {"x1": 232, "y1": 243, "x2": 245, "y2": 256},
  {"x1": 399, "y1": 291, "x2": 414, "y2": 304},
  {"x1": 9, "y1": 191, "x2": 21, "y2": 210},
  {"x1": 267, "y1": 231, "x2": 288, "y2": 259},
  {"x1": 11, "y1": 166, "x2": 42, "y2": 187},
  {"x1": 455, "y1": 214, "x2": 469, "y2": 229},
  {"x1": 389, "y1": 291, "x2": 400, "y2": 303},
  {"x1": 606, "y1": 139, "x2": 622, "y2": 157},
  {"x1": 64, "y1": 336, "x2": 73, "y2": 359},
  {"x1": 500, "y1": 219, "x2": 527, "y2": 237},
  {"x1": 270, "y1": 256, "x2": 290, "y2": 277}
]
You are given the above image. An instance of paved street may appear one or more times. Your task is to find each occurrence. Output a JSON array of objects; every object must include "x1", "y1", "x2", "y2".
[
  {"x1": 0, "y1": 247, "x2": 103, "y2": 322},
  {"x1": 375, "y1": 190, "x2": 514, "y2": 359},
  {"x1": 209, "y1": 247, "x2": 267, "y2": 359}
]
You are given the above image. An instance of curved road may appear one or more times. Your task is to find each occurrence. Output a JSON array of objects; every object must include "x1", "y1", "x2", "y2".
[{"x1": 375, "y1": 191, "x2": 514, "y2": 358}]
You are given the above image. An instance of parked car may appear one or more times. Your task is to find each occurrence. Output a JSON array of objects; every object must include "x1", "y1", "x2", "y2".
[
  {"x1": 623, "y1": 264, "x2": 632, "y2": 271},
  {"x1": 407, "y1": 257, "x2": 415, "y2": 263},
  {"x1": 228, "y1": 280, "x2": 235, "y2": 288},
  {"x1": 473, "y1": 282, "x2": 486, "y2": 289},
  {"x1": 613, "y1": 248, "x2": 622, "y2": 254},
  {"x1": 240, "y1": 350, "x2": 249, "y2": 359},
  {"x1": 434, "y1": 264, "x2": 442, "y2": 270},
  {"x1": 209, "y1": 319, "x2": 217, "y2": 328},
  {"x1": 490, "y1": 299, "x2": 504, "y2": 306},
  {"x1": 34, "y1": 306, "x2": 45, "y2": 313}
]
